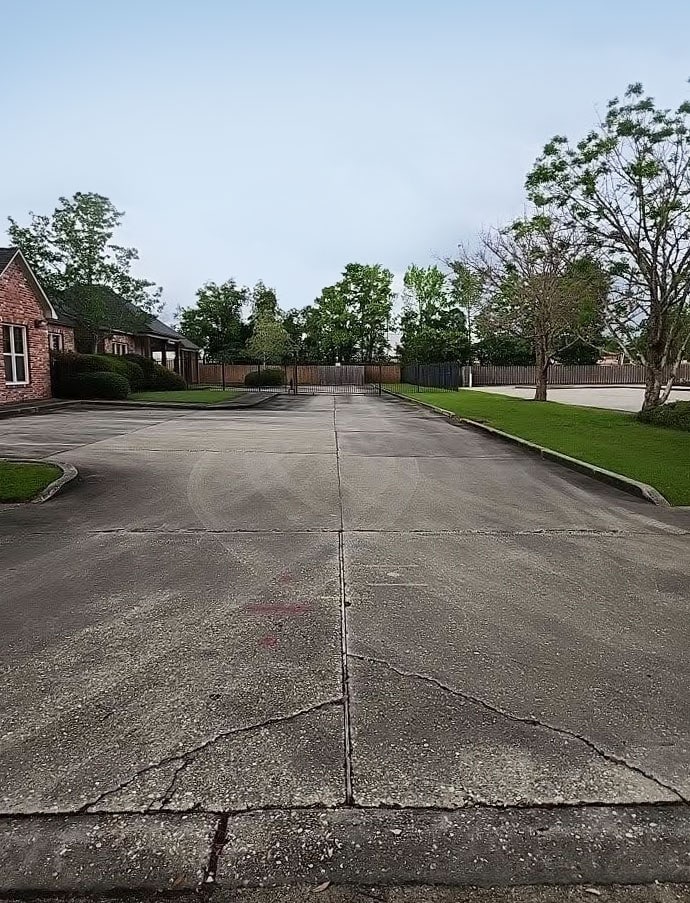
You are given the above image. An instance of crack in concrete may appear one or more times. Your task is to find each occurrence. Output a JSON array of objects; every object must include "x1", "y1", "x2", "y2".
[
  {"x1": 349, "y1": 653, "x2": 688, "y2": 804},
  {"x1": 334, "y1": 398, "x2": 355, "y2": 806},
  {"x1": 78, "y1": 697, "x2": 344, "y2": 813},
  {"x1": 6, "y1": 526, "x2": 689, "y2": 538}
]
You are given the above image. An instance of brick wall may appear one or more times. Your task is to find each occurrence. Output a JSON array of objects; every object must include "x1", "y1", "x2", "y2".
[
  {"x1": 101, "y1": 332, "x2": 137, "y2": 355},
  {"x1": 48, "y1": 324, "x2": 76, "y2": 353},
  {"x1": 0, "y1": 260, "x2": 52, "y2": 404}
]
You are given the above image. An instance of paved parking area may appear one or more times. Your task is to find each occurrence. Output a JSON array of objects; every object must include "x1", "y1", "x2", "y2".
[
  {"x1": 472, "y1": 385, "x2": 689, "y2": 411},
  {"x1": 0, "y1": 396, "x2": 688, "y2": 890}
]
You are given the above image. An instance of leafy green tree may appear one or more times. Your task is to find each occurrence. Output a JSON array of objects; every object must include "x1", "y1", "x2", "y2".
[
  {"x1": 249, "y1": 281, "x2": 280, "y2": 322},
  {"x1": 8, "y1": 192, "x2": 161, "y2": 352},
  {"x1": 527, "y1": 82, "x2": 690, "y2": 409},
  {"x1": 246, "y1": 313, "x2": 291, "y2": 365},
  {"x1": 178, "y1": 280, "x2": 249, "y2": 360},
  {"x1": 473, "y1": 333, "x2": 534, "y2": 365},
  {"x1": 466, "y1": 213, "x2": 606, "y2": 400},
  {"x1": 398, "y1": 264, "x2": 470, "y2": 364}
]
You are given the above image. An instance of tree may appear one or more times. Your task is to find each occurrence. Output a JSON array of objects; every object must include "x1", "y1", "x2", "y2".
[
  {"x1": 246, "y1": 314, "x2": 291, "y2": 365},
  {"x1": 526, "y1": 82, "x2": 690, "y2": 409},
  {"x1": 467, "y1": 213, "x2": 606, "y2": 401},
  {"x1": 398, "y1": 264, "x2": 470, "y2": 364},
  {"x1": 473, "y1": 332, "x2": 534, "y2": 365},
  {"x1": 8, "y1": 192, "x2": 161, "y2": 352},
  {"x1": 178, "y1": 280, "x2": 249, "y2": 360},
  {"x1": 309, "y1": 264, "x2": 394, "y2": 363},
  {"x1": 249, "y1": 281, "x2": 280, "y2": 322}
]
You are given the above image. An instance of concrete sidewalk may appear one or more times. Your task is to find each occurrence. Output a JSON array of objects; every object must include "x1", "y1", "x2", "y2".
[
  {"x1": 470, "y1": 385, "x2": 689, "y2": 411},
  {"x1": 0, "y1": 397, "x2": 688, "y2": 892}
]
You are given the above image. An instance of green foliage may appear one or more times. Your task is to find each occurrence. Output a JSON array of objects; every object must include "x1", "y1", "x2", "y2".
[
  {"x1": 246, "y1": 313, "x2": 291, "y2": 364},
  {"x1": 399, "y1": 263, "x2": 470, "y2": 364},
  {"x1": 637, "y1": 401, "x2": 690, "y2": 432},
  {"x1": 8, "y1": 192, "x2": 161, "y2": 349},
  {"x1": 64, "y1": 371, "x2": 130, "y2": 400},
  {"x1": 52, "y1": 351, "x2": 183, "y2": 395},
  {"x1": 147, "y1": 365, "x2": 186, "y2": 390},
  {"x1": 178, "y1": 280, "x2": 250, "y2": 360},
  {"x1": 526, "y1": 82, "x2": 690, "y2": 407},
  {"x1": 308, "y1": 263, "x2": 394, "y2": 363},
  {"x1": 554, "y1": 338, "x2": 600, "y2": 365},
  {"x1": 244, "y1": 368, "x2": 285, "y2": 387},
  {"x1": 473, "y1": 334, "x2": 534, "y2": 365}
]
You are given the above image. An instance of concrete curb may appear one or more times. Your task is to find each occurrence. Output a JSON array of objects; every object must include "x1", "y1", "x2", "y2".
[
  {"x1": 1, "y1": 458, "x2": 80, "y2": 504},
  {"x1": 0, "y1": 400, "x2": 80, "y2": 420},
  {"x1": 383, "y1": 389, "x2": 671, "y2": 507},
  {"x1": 79, "y1": 392, "x2": 279, "y2": 411},
  {"x1": 0, "y1": 805, "x2": 688, "y2": 893}
]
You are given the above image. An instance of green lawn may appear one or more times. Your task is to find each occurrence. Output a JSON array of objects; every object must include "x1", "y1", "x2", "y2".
[
  {"x1": 0, "y1": 460, "x2": 61, "y2": 502},
  {"x1": 129, "y1": 389, "x2": 244, "y2": 404},
  {"x1": 392, "y1": 386, "x2": 690, "y2": 505}
]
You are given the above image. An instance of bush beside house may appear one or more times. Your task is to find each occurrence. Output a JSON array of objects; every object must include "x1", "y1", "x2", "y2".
[{"x1": 51, "y1": 351, "x2": 186, "y2": 399}]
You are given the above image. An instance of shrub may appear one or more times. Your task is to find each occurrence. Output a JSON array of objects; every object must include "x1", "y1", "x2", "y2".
[
  {"x1": 124, "y1": 353, "x2": 186, "y2": 390},
  {"x1": 95, "y1": 355, "x2": 146, "y2": 389},
  {"x1": 63, "y1": 371, "x2": 130, "y2": 400},
  {"x1": 637, "y1": 401, "x2": 690, "y2": 432},
  {"x1": 244, "y1": 368, "x2": 284, "y2": 387},
  {"x1": 51, "y1": 351, "x2": 147, "y2": 394}
]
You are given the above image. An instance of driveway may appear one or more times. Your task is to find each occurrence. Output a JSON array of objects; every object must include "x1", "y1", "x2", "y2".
[
  {"x1": 472, "y1": 385, "x2": 689, "y2": 411},
  {"x1": 0, "y1": 397, "x2": 689, "y2": 892}
]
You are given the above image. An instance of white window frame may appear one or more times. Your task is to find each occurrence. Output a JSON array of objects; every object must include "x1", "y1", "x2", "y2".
[
  {"x1": 49, "y1": 332, "x2": 64, "y2": 352},
  {"x1": 3, "y1": 324, "x2": 30, "y2": 386},
  {"x1": 112, "y1": 342, "x2": 129, "y2": 356}
]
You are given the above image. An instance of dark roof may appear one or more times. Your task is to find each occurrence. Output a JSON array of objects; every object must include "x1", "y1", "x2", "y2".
[
  {"x1": 50, "y1": 301, "x2": 78, "y2": 327},
  {"x1": 0, "y1": 247, "x2": 17, "y2": 274},
  {"x1": 144, "y1": 315, "x2": 201, "y2": 351},
  {"x1": 56, "y1": 284, "x2": 200, "y2": 351}
]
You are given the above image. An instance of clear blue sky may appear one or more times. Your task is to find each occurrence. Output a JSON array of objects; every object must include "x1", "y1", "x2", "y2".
[{"x1": 2, "y1": 0, "x2": 689, "y2": 321}]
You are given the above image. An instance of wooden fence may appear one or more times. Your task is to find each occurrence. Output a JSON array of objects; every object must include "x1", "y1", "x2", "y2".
[
  {"x1": 470, "y1": 363, "x2": 690, "y2": 387},
  {"x1": 198, "y1": 363, "x2": 401, "y2": 386}
]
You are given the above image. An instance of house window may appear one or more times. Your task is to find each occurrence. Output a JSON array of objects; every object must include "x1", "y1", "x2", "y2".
[
  {"x1": 49, "y1": 332, "x2": 64, "y2": 352},
  {"x1": 3, "y1": 325, "x2": 30, "y2": 385},
  {"x1": 112, "y1": 342, "x2": 129, "y2": 356}
]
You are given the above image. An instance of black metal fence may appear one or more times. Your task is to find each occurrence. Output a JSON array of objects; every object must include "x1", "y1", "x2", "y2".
[{"x1": 398, "y1": 362, "x2": 463, "y2": 391}]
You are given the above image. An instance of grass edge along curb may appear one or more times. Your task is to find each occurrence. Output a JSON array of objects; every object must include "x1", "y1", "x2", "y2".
[
  {"x1": 0, "y1": 459, "x2": 79, "y2": 504},
  {"x1": 382, "y1": 389, "x2": 671, "y2": 508}
]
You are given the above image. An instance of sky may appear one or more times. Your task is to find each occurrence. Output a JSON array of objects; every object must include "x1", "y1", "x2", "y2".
[{"x1": 2, "y1": 0, "x2": 690, "y2": 324}]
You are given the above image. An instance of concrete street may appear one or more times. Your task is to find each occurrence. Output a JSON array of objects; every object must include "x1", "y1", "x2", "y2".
[
  {"x1": 0, "y1": 396, "x2": 689, "y2": 893},
  {"x1": 471, "y1": 385, "x2": 689, "y2": 411}
]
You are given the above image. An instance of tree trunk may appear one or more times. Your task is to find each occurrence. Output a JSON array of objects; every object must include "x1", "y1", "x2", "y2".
[
  {"x1": 642, "y1": 354, "x2": 664, "y2": 410},
  {"x1": 534, "y1": 348, "x2": 549, "y2": 401}
]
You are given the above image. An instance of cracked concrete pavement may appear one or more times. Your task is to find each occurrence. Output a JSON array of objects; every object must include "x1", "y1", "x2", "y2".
[{"x1": 0, "y1": 396, "x2": 689, "y2": 892}]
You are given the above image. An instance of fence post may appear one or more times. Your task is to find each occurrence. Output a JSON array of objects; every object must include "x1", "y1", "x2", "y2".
[{"x1": 378, "y1": 362, "x2": 382, "y2": 396}]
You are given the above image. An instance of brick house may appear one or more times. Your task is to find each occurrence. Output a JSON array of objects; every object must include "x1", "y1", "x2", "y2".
[
  {"x1": 0, "y1": 248, "x2": 74, "y2": 405},
  {"x1": 1, "y1": 247, "x2": 200, "y2": 405}
]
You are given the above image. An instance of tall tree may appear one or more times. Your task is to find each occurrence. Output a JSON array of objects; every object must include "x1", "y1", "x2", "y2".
[
  {"x1": 467, "y1": 213, "x2": 606, "y2": 401},
  {"x1": 8, "y1": 192, "x2": 161, "y2": 351},
  {"x1": 398, "y1": 263, "x2": 470, "y2": 364},
  {"x1": 246, "y1": 314, "x2": 291, "y2": 365},
  {"x1": 178, "y1": 280, "x2": 249, "y2": 360},
  {"x1": 527, "y1": 82, "x2": 690, "y2": 409},
  {"x1": 312, "y1": 264, "x2": 394, "y2": 363}
]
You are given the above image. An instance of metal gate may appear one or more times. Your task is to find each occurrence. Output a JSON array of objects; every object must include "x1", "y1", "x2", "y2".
[{"x1": 294, "y1": 365, "x2": 381, "y2": 395}]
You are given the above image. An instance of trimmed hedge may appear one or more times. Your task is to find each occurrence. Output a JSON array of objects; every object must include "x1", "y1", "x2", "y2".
[
  {"x1": 124, "y1": 353, "x2": 186, "y2": 390},
  {"x1": 64, "y1": 371, "x2": 130, "y2": 400},
  {"x1": 52, "y1": 351, "x2": 186, "y2": 395},
  {"x1": 637, "y1": 401, "x2": 690, "y2": 432},
  {"x1": 244, "y1": 368, "x2": 284, "y2": 387}
]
